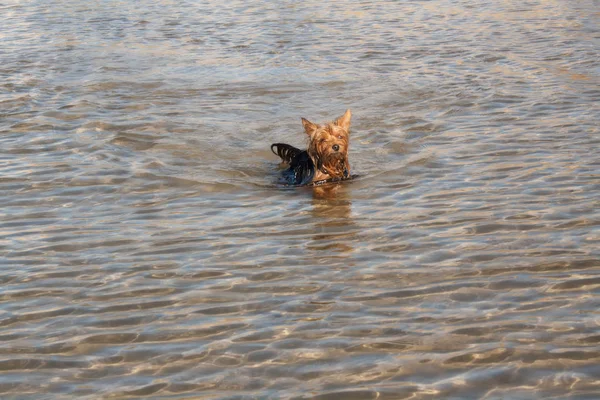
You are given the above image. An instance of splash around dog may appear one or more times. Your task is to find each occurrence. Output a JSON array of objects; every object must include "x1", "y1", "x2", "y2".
[{"x1": 271, "y1": 109, "x2": 355, "y2": 187}]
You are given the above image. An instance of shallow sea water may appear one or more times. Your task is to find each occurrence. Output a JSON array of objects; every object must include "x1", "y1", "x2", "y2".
[{"x1": 1, "y1": 0, "x2": 599, "y2": 398}]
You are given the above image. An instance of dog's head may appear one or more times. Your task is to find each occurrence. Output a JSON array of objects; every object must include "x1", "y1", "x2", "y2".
[{"x1": 302, "y1": 109, "x2": 351, "y2": 179}]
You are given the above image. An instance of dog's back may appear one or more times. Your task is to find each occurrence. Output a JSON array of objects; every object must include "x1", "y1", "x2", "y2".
[{"x1": 271, "y1": 143, "x2": 315, "y2": 186}]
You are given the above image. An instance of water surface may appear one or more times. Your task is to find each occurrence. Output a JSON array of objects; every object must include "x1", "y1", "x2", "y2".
[{"x1": 1, "y1": 0, "x2": 599, "y2": 398}]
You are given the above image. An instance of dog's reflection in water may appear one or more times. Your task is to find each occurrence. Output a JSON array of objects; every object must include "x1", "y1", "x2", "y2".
[{"x1": 308, "y1": 185, "x2": 356, "y2": 254}]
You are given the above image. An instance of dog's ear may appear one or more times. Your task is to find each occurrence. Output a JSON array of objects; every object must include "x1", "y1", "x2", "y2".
[
  {"x1": 301, "y1": 118, "x2": 318, "y2": 136},
  {"x1": 334, "y1": 109, "x2": 352, "y2": 131}
]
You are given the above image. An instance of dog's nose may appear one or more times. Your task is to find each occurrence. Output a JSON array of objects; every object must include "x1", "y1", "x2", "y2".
[{"x1": 332, "y1": 144, "x2": 340, "y2": 152}]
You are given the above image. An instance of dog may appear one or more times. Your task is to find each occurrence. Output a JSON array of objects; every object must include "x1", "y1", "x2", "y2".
[{"x1": 271, "y1": 109, "x2": 352, "y2": 186}]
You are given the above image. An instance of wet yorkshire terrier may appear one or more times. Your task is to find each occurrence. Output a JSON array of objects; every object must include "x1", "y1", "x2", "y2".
[{"x1": 271, "y1": 109, "x2": 353, "y2": 186}]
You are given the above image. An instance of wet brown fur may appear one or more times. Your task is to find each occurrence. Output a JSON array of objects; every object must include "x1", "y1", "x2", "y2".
[{"x1": 302, "y1": 109, "x2": 352, "y2": 182}]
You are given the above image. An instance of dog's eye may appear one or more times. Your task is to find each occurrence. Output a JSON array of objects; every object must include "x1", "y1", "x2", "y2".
[{"x1": 338, "y1": 135, "x2": 343, "y2": 139}]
